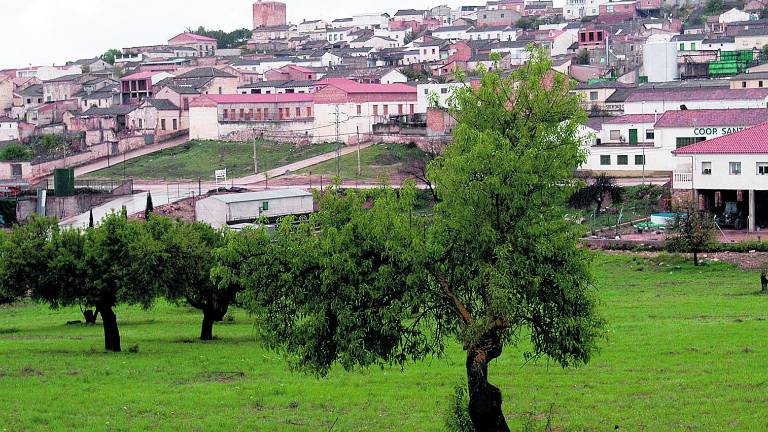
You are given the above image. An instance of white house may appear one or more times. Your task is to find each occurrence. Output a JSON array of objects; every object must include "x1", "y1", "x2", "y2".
[
  {"x1": 327, "y1": 27, "x2": 355, "y2": 43},
  {"x1": 0, "y1": 116, "x2": 21, "y2": 141},
  {"x1": 719, "y1": 8, "x2": 753, "y2": 24},
  {"x1": 623, "y1": 88, "x2": 768, "y2": 114},
  {"x1": 581, "y1": 108, "x2": 768, "y2": 175},
  {"x1": 432, "y1": 25, "x2": 472, "y2": 40},
  {"x1": 416, "y1": 82, "x2": 467, "y2": 112},
  {"x1": 466, "y1": 26, "x2": 517, "y2": 41},
  {"x1": 349, "y1": 35, "x2": 399, "y2": 50},
  {"x1": 352, "y1": 13, "x2": 390, "y2": 29},
  {"x1": 673, "y1": 122, "x2": 768, "y2": 232}
]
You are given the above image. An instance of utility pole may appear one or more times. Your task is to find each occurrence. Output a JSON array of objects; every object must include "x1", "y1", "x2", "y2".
[
  {"x1": 335, "y1": 104, "x2": 341, "y2": 177},
  {"x1": 356, "y1": 126, "x2": 361, "y2": 185}
]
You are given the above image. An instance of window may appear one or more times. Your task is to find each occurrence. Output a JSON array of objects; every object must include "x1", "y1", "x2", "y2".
[
  {"x1": 398, "y1": 104, "x2": 403, "y2": 114},
  {"x1": 679, "y1": 43, "x2": 684, "y2": 50},
  {"x1": 676, "y1": 137, "x2": 705, "y2": 148},
  {"x1": 383, "y1": 105, "x2": 389, "y2": 115},
  {"x1": 262, "y1": 201, "x2": 269, "y2": 211},
  {"x1": 635, "y1": 155, "x2": 645, "y2": 165},
  {"x1": 172, "y1": 119, "x2": 178, "y2": 130},
  {"x1": 295, "y1": 107, "x2": 301, "y2": 117},
  {"x1": 441, "y1": 87, "x2": 449, "y2": 94},
  {"x1": 307, "y1": 106, "x2": 312, "y2": 117},
  {"x1": 240, "y1": 109, "x2": 245, "y2": 119},
  {"x1": 729, "y1": 162, "x2": 742, "y2": 175},
  {"x1": 609, "y1": 130, "x2": 621, "y2": 141},
  {"x1": 410, "y1": 104, "x2": 415, "y2": 114},
  {"x1": 248, "y1": 109, "x2": 254, "y2": 120},
  {"x1": 26, "y1": 98, "x2": 31, "y2": 104},
  {"x1": 161, "y1": 119, "x2": 166, "y2": 130},
  {"x1": 373, "y1": 105, "x2": 378, "y2": 116},
  {"x1": 11, "y1": 164, "x2": 22, "y2": 177},
  {"x1": 357, "y1": 105, "x2": 362, "y2": 115},
  {"x1": 758, "y1": 162, "x2": 768, "y2": 175},
  {"x1": 617, "y1": 155, "x2": 628, "y2": 165},
  {"x1": 691, "y1": 42, "x2": 696, "y2": 50},
  {"x1": 742, "y1": 81, "x2": 747, "y2": 88},
  {"x1": 702, "y1": 162, "x2": 712, "y2": 175},
  {"x1": 600, "y1": 155, "x2": 611, "y2": 165},
  {"x1": 138, "y1": 119, "x2": 143, "y2": 129},
  {"x1": 646, "y1": 129, "x2": 654, "y2": 140},
  {"x1": 589, "y1": 91, "x2": 598, "y2": 101},
  {"x1": 218, "y1": 87, "x2": 222, "y2": 94}
]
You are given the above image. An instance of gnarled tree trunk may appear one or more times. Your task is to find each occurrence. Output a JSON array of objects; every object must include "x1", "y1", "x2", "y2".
[
  {"x1": 100, "y1": 305, "x2": 121, "y2": 352},
  {"x1": 466, "y1": 332, "x2": 510, "y2": 432}
]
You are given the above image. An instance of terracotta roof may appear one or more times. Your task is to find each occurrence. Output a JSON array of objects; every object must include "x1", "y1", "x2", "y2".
[
  {"x1": 169, "y1": 32, "x2": 217, "y2": 43},
  {"x1": 603, "y1": 114, "x2": 657, "y2": 124},
  {"x1": 314, "y1": 78, "x2": 415, "y2": 94},
  {"x1": 174, "y1": 67, "x2": 235, "y2": 79},
  {"x1": 121, "y1": 71, "x2": 160, "y2": 80},
  {"x1": 625, "y1": 88, "x2": 768, "y2": 102},
  {"x1": 655, "y1": 108, "x2": 768, "y2": 128},
  {"x1": 189, "y1": 93, "x2": 315, "y2": 107},
  {"x1": 673, "y1": 122, "x2": 768, "y2": 154}
]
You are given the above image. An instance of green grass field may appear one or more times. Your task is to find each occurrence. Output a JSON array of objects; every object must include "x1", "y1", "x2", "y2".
[
  {"x1": 1, "y1": 253, "x2": 767, "y2": 431},
  {"x1": 84, "y1": 140, "x2": 338, "y2": 181},
  {"x1": 297, "y1": 143, "x2": 428, "y2": 180}
]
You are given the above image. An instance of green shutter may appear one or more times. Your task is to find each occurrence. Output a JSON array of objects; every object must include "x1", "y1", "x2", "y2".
[{"x1": 629, "y1": 129, "x2": 638, "y2": 145}]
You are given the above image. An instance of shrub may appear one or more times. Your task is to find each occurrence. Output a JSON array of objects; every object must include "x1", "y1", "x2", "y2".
[
  {"x1": 444, "y1": 383, "x2": 473, "y2": 432},
  {"x1": 0, "y1": 142, "x2": 33, "y2": 161}
]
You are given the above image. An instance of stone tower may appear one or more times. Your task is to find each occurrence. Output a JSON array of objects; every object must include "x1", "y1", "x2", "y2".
[{"x1": 252, "y1": 0, "x2": 287, "y2": 29}]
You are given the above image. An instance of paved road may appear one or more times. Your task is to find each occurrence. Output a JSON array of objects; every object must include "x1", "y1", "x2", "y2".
[{"x1": 59, "y1": 191, "x2": 185, "y2": 229}]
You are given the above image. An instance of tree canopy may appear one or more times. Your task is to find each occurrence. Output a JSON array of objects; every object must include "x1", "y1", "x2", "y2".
[
  {"x1": 187, "y1": 26, "x2": 253, "y2": 49},
  {"x1": 234, "y1": 49, "x2": 604, "y2": 432},
  {"x1": 100, "y1": 48, "x2": 122, "y2": 65}
]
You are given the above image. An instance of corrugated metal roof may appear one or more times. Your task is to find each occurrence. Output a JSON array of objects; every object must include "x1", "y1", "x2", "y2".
[{"x1": 208, "y1": 189, "x2": 312, "y2": 204}]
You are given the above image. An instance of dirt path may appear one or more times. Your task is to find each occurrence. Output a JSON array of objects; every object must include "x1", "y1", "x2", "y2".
[{"x1": 602, "y1": 250, "x2": 768, "y2": 270}]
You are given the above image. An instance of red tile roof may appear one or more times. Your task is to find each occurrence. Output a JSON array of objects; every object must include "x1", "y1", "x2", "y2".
[
  {"x1": 121, "y1": 71, "x2": 160, "y2": 81},
  {"x1": 673, "y1": 122, "x2": 768, "y2": 154},
  {"x1": 603, "y1": 114, "x2": 657, "y2": 124},
  {"x1": 314, "y1": 78, "x2": 416, "y2": 94},
  {"x1": 654, "y1": 108, "x2": 768, "y2": 128},
  {"x1": 169, "y1": 32, "x2": 217, "y2": 43},
  {"x1": 286, "y1": 65, "x2": 315, "y2": 73},
  {"x1": 189, "y1": 93, "x2": 315, "y2": 107},
  {"x1": 626, "y1": 88, "x2": 768, "y2": 103}
]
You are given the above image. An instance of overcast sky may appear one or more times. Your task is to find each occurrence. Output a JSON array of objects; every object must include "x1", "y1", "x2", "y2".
[{"x1": 0, "y1": 0, "x2": 463, "y2": 70}]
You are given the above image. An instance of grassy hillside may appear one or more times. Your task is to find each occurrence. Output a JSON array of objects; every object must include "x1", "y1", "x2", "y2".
[
  {"x1": 1, "y1": 253, "x2": 767, "y2": 430},
  {"x1": 296, "y1": 143, "x2": 429, "y2": 181},
  {"x1": 85, "y1": 140, "x2": 338, "y2": 181}
]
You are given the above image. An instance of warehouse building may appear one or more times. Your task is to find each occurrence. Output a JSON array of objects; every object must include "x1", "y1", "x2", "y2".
[{"x1": 195, "y1": 189, "x2": 314, "y2": 228}]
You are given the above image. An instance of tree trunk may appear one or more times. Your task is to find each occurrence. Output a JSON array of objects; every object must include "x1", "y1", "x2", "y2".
[
  {"x1": 83, "y1": 309, "x2": 98, "y2": 325},
  {"x1": 761, "y1": 271, "x2": 768, "y2": 293},
  {"x1": 201, "y1": 309, "x2": 215, "y2": 341},
  {"x1": 693, "y1": 250, "x2": 699, "y2": 267},
  {"x1": 100, "y1": 305, "x2": 121, "y2": 352},
  {"x1": 466, "y1": 333, "x2": 510, "y2": 432}
]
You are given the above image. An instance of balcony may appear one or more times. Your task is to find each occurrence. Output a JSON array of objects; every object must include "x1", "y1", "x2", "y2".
[{"x1": 673, "y1": 171, "x2": 693, "y2": 190}]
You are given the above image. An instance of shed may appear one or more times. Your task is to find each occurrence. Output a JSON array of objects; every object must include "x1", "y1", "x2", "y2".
[{"x1": 195, "y1": 188, "x2": 314, "y2": 228}]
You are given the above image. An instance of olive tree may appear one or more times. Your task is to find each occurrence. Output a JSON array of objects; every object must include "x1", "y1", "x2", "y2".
[
  {"x1": 237, "y1": 49, "x2": 604, "y2": 432},
  {"x1": 0, "y1": 214, "x2": 162, "y2": 352},
  {"x1": 148, "y1": 217, "x2": 258, "y2": 340}
]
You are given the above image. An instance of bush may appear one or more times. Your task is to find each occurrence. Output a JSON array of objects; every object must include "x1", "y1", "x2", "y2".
[
  {"x1": 0, "y1": 142, "x2": 33, "y2": 161},
  {"x1": 444, "y1": 383, "x2": 473, "y2": 432}
]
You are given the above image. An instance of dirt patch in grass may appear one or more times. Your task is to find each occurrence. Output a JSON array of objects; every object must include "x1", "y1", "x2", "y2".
[
  {"x1": 178, "y1": 371, "x2": 245, "y2": 385},
  {"x1": 20, "y1": 367, "x2": 43, "y2": 377},
  {"x1": 603, "y1": 250, "x2": 768, "y2": 270}
]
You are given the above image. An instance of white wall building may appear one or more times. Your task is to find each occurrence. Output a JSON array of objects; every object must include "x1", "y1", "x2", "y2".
[
  {"x1": 416, "y1": 82, "x2": 467, "y2": 112},
  {"x1": 196, "y1": 189, "x2": 314, "y2": 228},
  {"x1": 581, "y1": 108, "x2": 768, "y2": 175},
  {"x1": 623, "y1": 88, "x2": 768, "y2": 114},
  {"x1": 673, "y1": 122, "x2": 768, "y2": 231}
]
